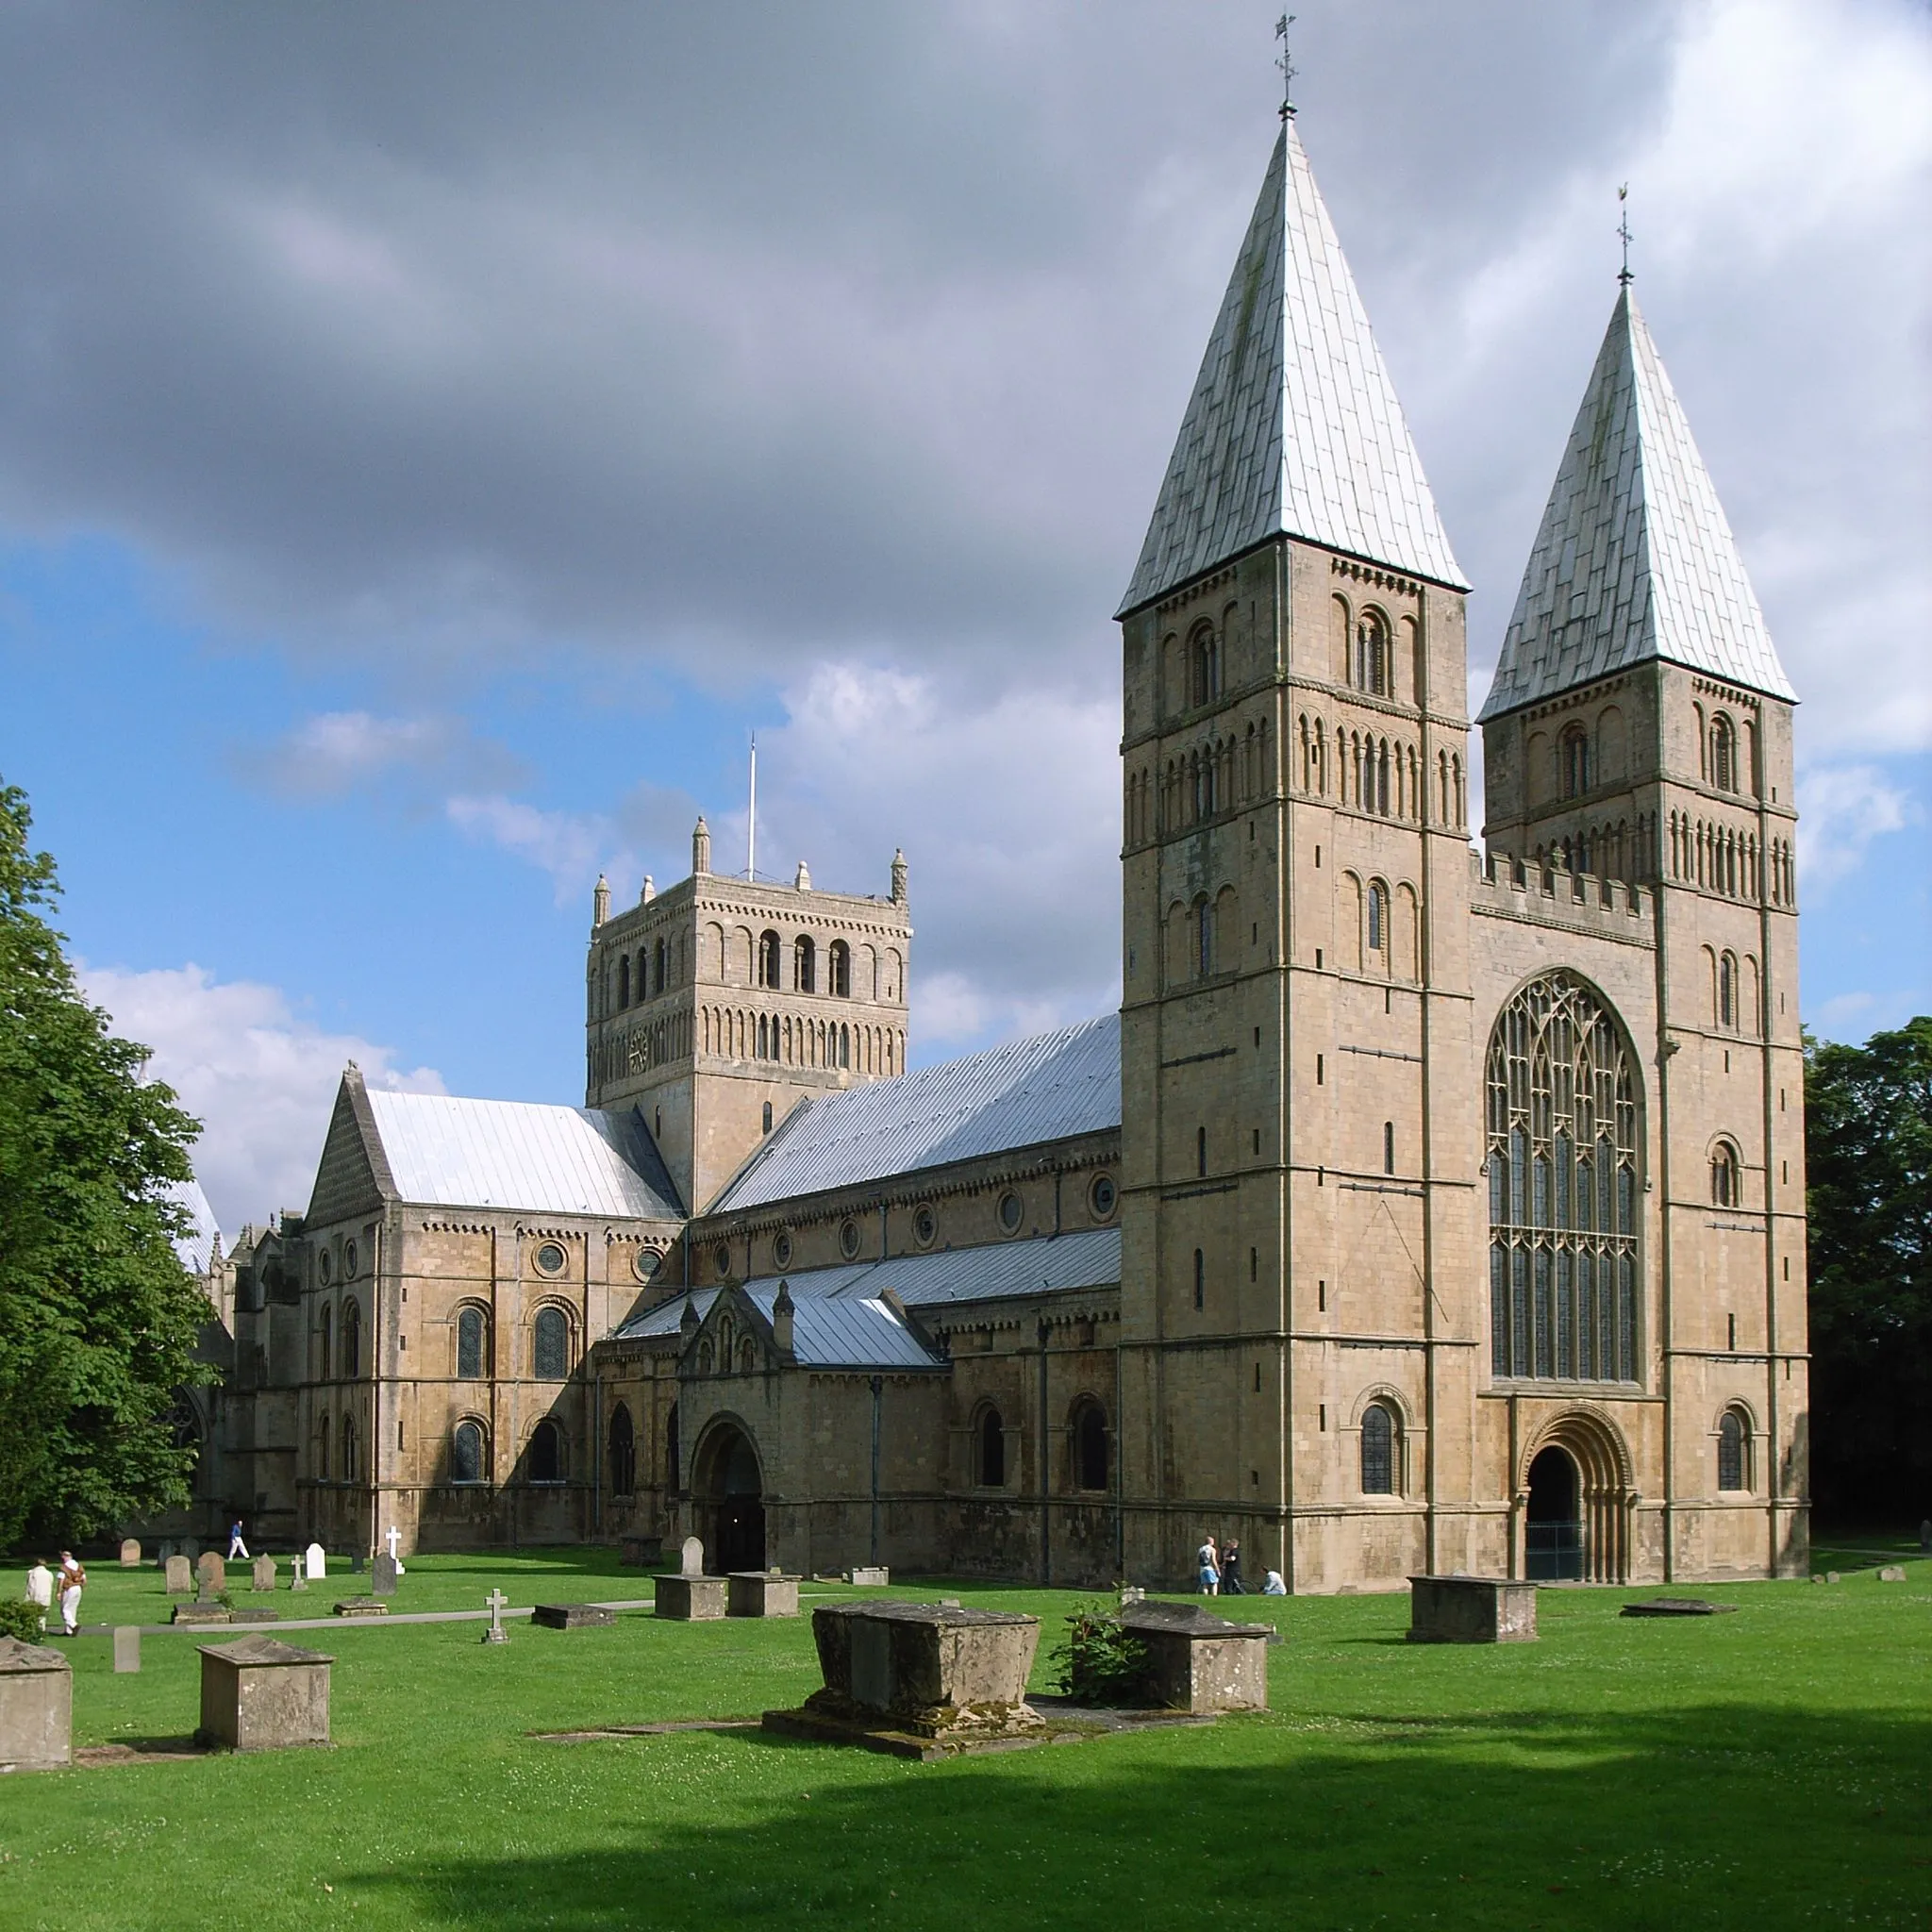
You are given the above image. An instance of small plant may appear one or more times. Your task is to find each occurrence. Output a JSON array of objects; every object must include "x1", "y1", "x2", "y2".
[
  {"x1": 0, "y1": 1598, "x2": 49, "y2": 1642},
  {"x1": 1049, "y1": 1602, "x2": 1149, "y2": 1706}
]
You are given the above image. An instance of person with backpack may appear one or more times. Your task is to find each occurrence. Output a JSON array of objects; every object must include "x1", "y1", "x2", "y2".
[
  {"x1": 57, "y1": 1551, "x2": 85, "y2": 1636},
  {"x1": 1196, "y1": 1534, "x2": 1221, "y2": 1595}
]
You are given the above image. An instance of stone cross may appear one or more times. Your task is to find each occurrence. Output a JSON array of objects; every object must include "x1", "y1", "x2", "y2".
[
  {"x1": 385, "y1": 1525, "x2": 406, "y2": 1572},
  {"x1": 680, "y1": 1536, "x2": 705, "y2": 1579},
  {"x1": 483, "y1": 1589, "x2": 509, "y2": 1644}
]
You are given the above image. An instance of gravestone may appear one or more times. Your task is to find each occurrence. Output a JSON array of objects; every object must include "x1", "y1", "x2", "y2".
[
  {"x1": 164, "y1": 1554, "x2": 193, "y2": 1596},
  {"x1": 726, "y1": 1574, "x2": 800, "y2": 1618},
  {"x1": 847, "y1": 1566, "x2": 891, "y2": 1587},
  {"x1": 0, "y1": 1636, "x2": 72, "y2": 1772},
  {"x1": 533, "y1": 1604, "x2": 615, "y2": 1629},
  {"x1": 1622, "y1": 1597, "x2": 1738, "y2": 1617},
  {"x1": 331, "y1": 1599, "x2": 388, "y2": 1619},
  {"x1": 371, "y1": 1553, "x2": 399, "y2": 1598},
  {"x1": 196, "y1": 1551, "x2": 226, "y2": 1595},
  {"x1": 681, "y1": 1536, "x2": 704, "y2": 1577},
  {"x1": 119, "y1": 1539, "x2": 142, "y2": 1568},
  {"x1": 304, "y1": 1542, "x2": 326, "y2": 1581},
  {"x1": 1878, "y1": 1565, "x2": 1907, "y2": 1583},
  {"x1": 482, "y1": 1589, "x2": 509, "y2": 1644},
  {"x1": 655, "y1": 1539, "x2": 725, "y2": 1620},
  {"x1": 196, "y1": 1637, "x2": 332, "y2": 1751},
  {"x1": 253, "y1": 1556, "x2": 277, "y2": 1593},
  {"x1": 1407, "y1": 1575, "x2": 1538, "y2": 1644},
  {"x1": 1920, "y1": 1520, "x2": 1931, "y2": 1554},
  {"x1": 171, "y1": 1600, "x2": 230, "y2": 1626},
  {"x1": 197, "y1": 1570, "x2": 224, "y2": 1606},
  {"x1": 349, "y1": 1552, "x2": 363, "y2": 1575},
  {"x1": 765, "y1": 1602, "x2": 1042, "y2": 1757},
  {"x1": 113, "y1": 1626, "x2": 141, "y2": 1674},
  {"x1": 1118, "y1": 1601, "x2": 1273, "y2": 1711}
]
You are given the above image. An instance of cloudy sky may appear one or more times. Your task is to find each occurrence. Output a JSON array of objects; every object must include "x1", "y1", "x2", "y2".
[{"x1": 2, "y1": 0, "x2": 1926, "y2": 1231}]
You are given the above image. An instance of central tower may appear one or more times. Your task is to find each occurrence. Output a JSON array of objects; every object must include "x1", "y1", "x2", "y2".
[{"x1": 1114, "y1": 113, "x2": 1479, "y2": 1587}]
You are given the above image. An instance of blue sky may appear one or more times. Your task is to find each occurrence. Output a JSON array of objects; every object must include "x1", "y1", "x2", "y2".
[{"x1": 2, "y1": 1, "x2": 1926, "y2": 1229}]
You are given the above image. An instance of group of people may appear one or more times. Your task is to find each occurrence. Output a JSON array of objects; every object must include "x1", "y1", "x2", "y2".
[
  {"x1": 23, "y1": 1553, "x2": 87, "y2": 1637},
  {"x1": 1195, "y1": 1535, "x2": 1287, "y2": 1597}
]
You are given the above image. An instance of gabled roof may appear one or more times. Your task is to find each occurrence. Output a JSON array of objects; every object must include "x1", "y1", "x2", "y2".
[
  {"x1": 1478, "y1": 287, "x2": 1794, "y2": 721},
  {"x1": 1118, "y1": 120, "x2": 1466, "y2": 618},
  {"x1": 706, "y1": 1015, "x2": 1120, "y2": 1213},
  {"x1": 325, "y1": 1086, "x2": 683, "y2": 1221},
  {"x1": 620, "y1": 1286, "x2": 945, "y2": 1370},
  {"x1": 165, "y1": 1177, "x2": 222, "y2": 1275}
]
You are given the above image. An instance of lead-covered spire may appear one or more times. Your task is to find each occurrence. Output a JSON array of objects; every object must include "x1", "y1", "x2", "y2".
[
  {"x1": 1479, "y1": 287, "x2": 1794, "y2": 721},
  {"x1": 1118, "y1": 120, "x2": 1466, "y2": 617}
]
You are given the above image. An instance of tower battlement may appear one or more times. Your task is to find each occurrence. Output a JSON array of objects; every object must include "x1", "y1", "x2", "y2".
[{"x1": 1469, "y1": 847, "x2": 1655, "y2": 944}]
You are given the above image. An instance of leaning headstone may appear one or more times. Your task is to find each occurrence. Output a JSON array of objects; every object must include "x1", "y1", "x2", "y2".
[
  {"x1": 304, "y1": 1542, "x2": 326, "y2": 1581},
  {"x1": 164, "y1": 1554, "x2": 193, "y2": 1596},
  {"x1": 1878, "y1": 1565, "x2": 1907, "y2": 1583},
  {"x1": 0, "y1": 1636, "x2": 73, "y2": 1772},
  {"x1": 195, "y1": 1637, "x2": 332, "y2": 1751},
  {"x1": 119, "y1": 1539, "x2": 142, "y2": 1569},
  {"x1": 371, "y1": 1553, "x2": 399, "y2": 1598},
  {"x1": 252, "y1": 1556, "x2": 276, "y2": 1593},
  {"x1": 113, "y1": 1626, "x2": 141, "y2": 1674},
  {"x1": 1407, "y1": 1575, "x2": 1538, "y2": 1644},
  {"x1": 196, "y1": 1551, "x2": 226, "y2": 1596}
]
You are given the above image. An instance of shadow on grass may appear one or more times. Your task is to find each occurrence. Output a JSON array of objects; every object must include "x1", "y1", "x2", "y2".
[{"x1": 345, "y1": 1702, "x2": 1932, "y2": 1930}]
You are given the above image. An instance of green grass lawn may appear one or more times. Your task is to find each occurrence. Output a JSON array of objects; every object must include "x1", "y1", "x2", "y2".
[{"x1": 3, "y1": 1554, "x2": 1928, "y2": 1930}]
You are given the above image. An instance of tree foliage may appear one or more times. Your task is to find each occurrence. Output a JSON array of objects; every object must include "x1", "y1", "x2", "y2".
[
  {"x1": 1804, "y1": 1017, "x2": 1932, "y2": 1524},
  {"x1": 0, "y1": 778, "x2": 212, "y2": 1549}
]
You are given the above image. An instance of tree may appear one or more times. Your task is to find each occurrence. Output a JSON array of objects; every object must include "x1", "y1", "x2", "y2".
[
  {"x1": 0, "y1": 777, "x2": 213, "y2": 1548},
  {"x1": 1805, "y1": 1017, "x2": 1932, "y2": 1525}
]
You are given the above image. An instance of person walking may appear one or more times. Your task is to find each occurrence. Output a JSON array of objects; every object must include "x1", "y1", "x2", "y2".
[
  {"x1": 24, "y1": 1557, "x2": 54, "y2": 1634},
  {"x1": 1196, "y1": 1534, "x2": 1221, "y2": 1596},
  {"x1": 227, "y1": 1518, "x2": 251, "y2": 1560},
  {"x1": 56, "y1": 1551, "x2": 85, "y2": 1637},
  {"x1": 1222, "y1": 1539, "x2": 1245, "y2": 1594}
]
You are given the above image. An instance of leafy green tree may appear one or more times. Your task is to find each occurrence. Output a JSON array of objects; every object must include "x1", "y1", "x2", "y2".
[
  {"x1": 0, "y1": 778, "x2": 212, "y2": 1549},
  {"x1": 1805, "y1": 1017, "x2": 1932, "y2": 1524}
]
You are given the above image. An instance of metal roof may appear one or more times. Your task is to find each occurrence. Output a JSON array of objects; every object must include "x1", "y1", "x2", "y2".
[
  {"x1": 708, "y1": 1014, "x2": 1120, "y2": 1213},
  {"x1": 1118, "y1": 120, "x2": 1466, "y2": 617},
  {"x1": 1479, "y1": 287, "x2": 1795, "y2": 720},
  {"x1": 166, "y1": 1176, "x2": 222, "y2": 1275},
  {"x1": 361, "y1": 1091, "x2": 683, "y2": 1220},
  {"x1": 611, "y1": 1227, "x2": 1121, "y2": 1343},
  {"x1": 609, "y1": 1286, "x2": 943, "y2": 1370}
]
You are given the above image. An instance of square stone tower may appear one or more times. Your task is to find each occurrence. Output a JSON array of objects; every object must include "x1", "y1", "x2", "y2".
[{"x1": 586, "y1": 822, "x2": 911, "y2": 1213}]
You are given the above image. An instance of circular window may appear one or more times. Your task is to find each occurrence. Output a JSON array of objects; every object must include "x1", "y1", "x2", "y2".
[
  {"x1": 840, "y1": 1219, "x2": 862, "y2": 1259},
  {"x1": 534, "y1": 1241, "x2": 567, "y2": 1276},
  {"x1": 1090, "y1": 1174, "x2": 1118, "y2": 1220},
  {"x1": 774, "y1": 1231, "x2": 793, "y2": 1269},
  {"x1": 713, "y1": 1242, "x2": 734, "y2": 1279},
  {"x1": 632, "y1": 1247, "x2": 662, "y2": 1284},
  {"x1": 912, "y1": 1205, "x2": 937, "y2": 1248},
  {"x1": 343, "y1": 1239, "x2": 358, "y2": 1278},
  {"x1": 318, "y1": 1250, "x2": 332, "y2": 1286},
  {"x1": 998, "y1": 1191, "x2": 1024, "y2": 1234}
]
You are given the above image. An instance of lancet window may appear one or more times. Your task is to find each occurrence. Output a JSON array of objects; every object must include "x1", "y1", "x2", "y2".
[{"x1": 1487, "y1": 973, "x2": 1641, "y2": 1384}]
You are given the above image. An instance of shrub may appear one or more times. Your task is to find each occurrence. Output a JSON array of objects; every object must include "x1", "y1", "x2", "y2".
[
  {"x1": 0, "y1": 1596, "x2": 48, "y2": 1641},
  {"x1": 1049, "y1": 1602, "x2": 1149, "y2": 1705}
]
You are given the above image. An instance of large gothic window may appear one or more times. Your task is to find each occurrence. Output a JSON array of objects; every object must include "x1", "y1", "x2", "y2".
[{"x1": 1487, "y1": 974, "x2": 1641, "y2": 1383}]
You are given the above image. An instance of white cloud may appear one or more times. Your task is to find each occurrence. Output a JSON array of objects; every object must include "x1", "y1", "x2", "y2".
[
  {"x1": 444, "y1": 792, "x2": 631, "y2": 908},
  {"x1": 1795, "y1": 762, "x2": 1919, "y2": 890},
  {"x1": 80, "y1": 961, "x2": 443, "y2": 1234},
  {"x1": 240, "y1": 709, "x2": 526, "y2": 799}
]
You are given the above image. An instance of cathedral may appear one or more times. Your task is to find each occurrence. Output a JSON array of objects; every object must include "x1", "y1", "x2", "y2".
[{"x1": 175, "y1": 108, "x2": 1808, "y2": 1591}]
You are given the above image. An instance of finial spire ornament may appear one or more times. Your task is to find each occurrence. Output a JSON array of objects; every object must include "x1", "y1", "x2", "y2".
[
  {"x1": 1617, "y1": 183, "x2": 1634, "y2": 287},
  {"x1": 1275, "y1": 13, "x2": 1298, "y2": 119}
]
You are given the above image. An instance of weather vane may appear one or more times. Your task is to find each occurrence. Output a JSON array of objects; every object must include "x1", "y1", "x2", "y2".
[
  {"x1": 1617, "y1": 183, "x2": 1634, "y2": 287},
  {"x1": 1275, "y1": 13, "x2": 1297, "y2": 120}
]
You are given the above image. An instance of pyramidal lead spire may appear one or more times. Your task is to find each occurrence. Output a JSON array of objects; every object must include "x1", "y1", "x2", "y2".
[
  {"x1": 1479, "y1": 287, "x2": 1794, "y2": 721},
  {"x1": 1118, "y1": 121, "x2": 1466, "y2": 618}
]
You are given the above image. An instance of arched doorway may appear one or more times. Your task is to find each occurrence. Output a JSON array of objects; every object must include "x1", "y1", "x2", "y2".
[
  {"x1": 692, "y1": 1421, "x2": 765, "y2": 1573},
  {"x1": 1525, "y1": 1446, "x2": 1582, "y2": 1580}
]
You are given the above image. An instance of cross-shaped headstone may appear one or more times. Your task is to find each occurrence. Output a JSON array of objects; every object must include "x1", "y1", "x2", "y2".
[
  {"x1": 385, "y1": 1524, "x2": 406, "y2": 1572},
  {"x1": 483, "y1": 1588, "x2": 509, "y2": 1644}
]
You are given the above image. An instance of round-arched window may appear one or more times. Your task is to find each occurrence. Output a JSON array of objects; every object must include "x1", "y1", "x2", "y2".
[
  {"x1": 533, "y1": 1307, "x2": 569, "y2": 1380},
  {"x1": 1071, "y1": 1400, "x2": 1108, "y2": 1491},
  {"x1": 528, "y1": 1419, "x2": 563, "y2": 1484},
  {"x1": 608, "y1": 1404, "x2": 636, "y2": 1497},
  {"x1": 1090, "y1": 1174, "x2": 1118, "y2": 1220},
  {"x1": 1711, "y1": 1142, "x2": 1740, "y2": 1208},
  {"x1": 457, "y1": 1307, "x2": 486, "y2": 1380},
  {"x1": 977, "y1": 1407, "x2": 1006, "y2": 1489},
  {"x1": 1718, "y1": 1410, "x2": 1748, "y2": 1492},
  {"x1": 341, "y1": 1298, "x2": 361, "y2": 1380},
  {"x1": 1360, "y1": 1402, "x2": 1396, "y2": 1494},
  {"x1": 452, "y1": 1420, "x2": 486, "y2": 1485},
  {"x1": 535, "y1": 1241, "x2": 567, "y2": 1276}
]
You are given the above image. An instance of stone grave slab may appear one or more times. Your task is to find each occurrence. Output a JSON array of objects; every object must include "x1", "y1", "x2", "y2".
[
  {"x1": 331, "y1": 1599, "x2": 388, "y2": 1619},
  {"x1": 0, "y1": 1636, "x2": 72, "y2": 1772},
  {"x1": 846, "y1": 1566, "x2": 891, "y2": 1587},
  {"x1": 305, "y1": 1542, "x2": 327, "y2": 1580},
  {"x1": 1407, "y1": 1575, "x2": 1539, "y2": 1644},
  {"x1": 172, "y1": 1603, "x2": 232, "y2": 1627},
  {"x1": 252, "y1": 1556, "x2": 277, "y2": 1592},
  {"x1": 1118, "y1": 1601, "x2": 1272, "y2": 1712},
  {"x1": 163, "y1": 1554, "x2": 193, "y2": 1596},
  {"x1": 532, "y1": 1604, "x2": 615, "y2": 1630},
  {"x1": 1621, "y1": 1597, "x2": 1739, "y2": 1617},
  {"x1": 113, "y1": 1626, "x2": 141, "y2": 1674},
  {"x1": 727, "y1": 1574, "x2": 800, "y2": 1618},
  {"x1": 196, "y1": 1637, "x2": 332, "y2": 1751},
  {"x1": 764, "y1": 1601, "x2": 1042, "y2": 1758},
  {"x1": 119, "y1": 1538, "x2": 142, "y2": 1568},
  {"x1": 196, "y1": 1551, "x2": 226, "y2": 1595},
  {"x1": 371, "y1": 1553, "x2": 399, "y2": 1598},
  {"x1": 230, "y1": 1607, "x2": 280, "y2": 1625}
]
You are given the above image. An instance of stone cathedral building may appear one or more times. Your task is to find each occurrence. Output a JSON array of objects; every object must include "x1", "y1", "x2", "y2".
[{"x1": 178, "y1": 112, "x2": 1807, "y2": 1591}]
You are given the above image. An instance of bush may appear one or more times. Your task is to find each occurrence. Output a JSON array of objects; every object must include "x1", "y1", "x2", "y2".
[
  {"x1": 0, "y1": 1596, "x2": 48, "y2": 1641},
  {"x1": 1048, "y1": 1602, "x2": 1149, "y2": 1705}
]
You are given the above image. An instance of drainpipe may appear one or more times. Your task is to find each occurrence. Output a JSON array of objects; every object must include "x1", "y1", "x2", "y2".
[
  {"x1": 868, "y1": 1375, "x2": 883, "y2": 1565},
  {"x1": 1038, "y1": 1318, "x2": 1051, "y2": 1586}
]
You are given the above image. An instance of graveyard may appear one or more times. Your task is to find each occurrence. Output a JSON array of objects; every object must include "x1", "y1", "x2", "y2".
[{"x1": 0, "y1": 1543, "x2": 1925, "y2": 1928}]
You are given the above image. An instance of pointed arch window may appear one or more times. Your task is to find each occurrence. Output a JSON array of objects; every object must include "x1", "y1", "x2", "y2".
[{"x1": 1487, "y1": 973, "x2": 1641, "y2": 1384}]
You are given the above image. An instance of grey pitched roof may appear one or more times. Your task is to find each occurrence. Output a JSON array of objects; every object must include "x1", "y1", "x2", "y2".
[
  {"x1": 611, "y1": 1227, "x2": 1121, "y2": 1342},
  {"x1": 166, "y1": 1177, "x2": 222, "y2": 1274},
  {"x1": 1478, "y1": 287, "x2": 1795, "y2": 721},
  {"x1": 708, "y1": 1015, "x2": 1120, "y2": 1213},
  {"x1": 1118, "y1": 121, "x2": 1466, "y2": 617},
  {"x1": 360, "y1": 1091, "x2": 683, "y2": 1220},
  {"x1": 613, "y1": 1287, "x2": 943, "y2": 1370}
]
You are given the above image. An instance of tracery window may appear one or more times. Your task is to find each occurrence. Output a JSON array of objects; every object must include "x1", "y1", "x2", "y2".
[
  {"x1": 1487, "y1": 973, "x2": 1641, "y2": 1383},
  {"x1": 1359, "y1": 1402, "x2": 1396, "y2": 1494},
  {"x1": 1717, "y1": 1409, "x2": 1748, "y2": 1492}
]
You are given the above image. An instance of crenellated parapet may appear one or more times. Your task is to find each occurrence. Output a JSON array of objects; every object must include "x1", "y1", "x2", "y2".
[{"x1": 1469, "y1": 847, "x2": 1656, "y2": 947}]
